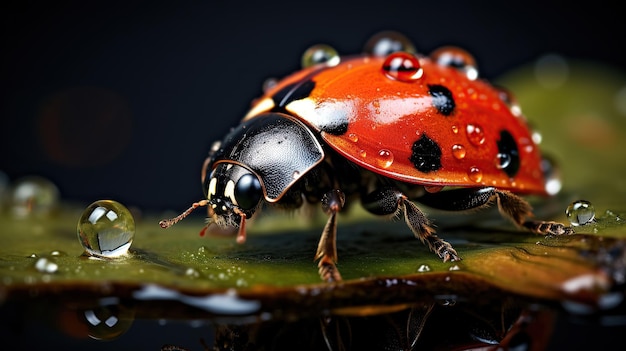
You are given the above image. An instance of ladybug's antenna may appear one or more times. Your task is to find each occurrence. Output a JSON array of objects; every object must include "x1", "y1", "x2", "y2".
[{"x1": 159, "y1": 200, "x2": 208, "y2": 229}]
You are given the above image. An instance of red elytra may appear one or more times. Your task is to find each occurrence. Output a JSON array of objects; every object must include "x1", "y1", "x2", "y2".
[{"x1": 245, "y1": 54, "x2": 545, "y2": 195}]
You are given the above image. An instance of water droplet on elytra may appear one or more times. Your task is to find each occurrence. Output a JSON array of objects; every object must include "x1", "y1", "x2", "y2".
[
  {"x1": 430, "y1": 46, "x2": 478, "y2": 80},
  {"x1": 301, "y1": 44, "x2": 340, "y2": 68},
  {"x1": 541, "y1": 155, "x2": 562, "y2": 195},
  {"x1": 495, "y1": 152, "x2": 511, "y2": 169},
  {"x1": 382, "y1": 52, "x2": 423, "y2": 82},
  {"x1": 451, "y1": 144, "x2": 466, "y2": 160},
  {"x1": 376, "y1": 149, "x2": 394, "y2": 168},
  {"x1": 77, "y1": 200, "x2": 135, "y2": 258},
  {"x1": 466, "y1": 124, "x2": 485, "y2": 146},
  {"x1": 359, "y1": 149, "x2": 367, "y2": 158},
  {"x1": 451, "y1": 125, "x2": 459, "y2": 134},
  {"x1": 468, "y1": 166, "x2": 483, "y2": 182},
  {"x1": 566, "y1": 200, "x2": 596, "y2": 226},
  {"x1": 348, "y1": 133, "x2": 359, "y2": 142}
]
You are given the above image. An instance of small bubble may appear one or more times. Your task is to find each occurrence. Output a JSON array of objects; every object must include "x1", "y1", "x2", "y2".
[
  {"x1": 262, "y1": 77, "x2": 278, "y2": 93},
  {"x1": 348, "y1": 133, "x2": 359, "y2": 142},
  {"x1": 532, "y1": 130, "x2": 543, "y2": 145},
  {"x1": 418, "y1": 264, "x2": 431, "y2": 272},
  {"x1": 34, "y1": 257, "x2": 58, "y2": 274},
  {"x1": 301, "y1": 44, "x2": 340, "y2": 68},
  {"x1": 541, "y1": 156, "x2": 562, "y2": 195},
  {"x1": 451, "y1": 125, "x2": 459, "y2": 134},
  {"x1": 449, "y1": 265, "x2": 461, "y2": 271},
  {"x1": 468, "y1": 166, "x2": 483, "y2": 182},
  {"x1": 77, "y1": 200, "x2": 135, "y2": 258},
  {"x1": 359, "y1": 149, "x2": 367, "y2": 158},
  {"x1": 466, "y1": 124, "x2": 485, "y2": 146},
  {"x1": 495, "y1": 153, "x2": 511, "y2": 169},
  {"x1": 566, "y1": 200, "x2": 596, "y2": 226},
  {"x1": 364, "y1": 31, "x2": 416, "y2": 57},
  {"x1": 9, "y1": 176, "x2": 60, "y2": 217},
  {"x1": 496, "y1": 87, "x2": 524, "y2": 118},
  {"x1": 185, "y1": 267, "x2": 200, "y2": 278},
  {"x1": 430, "y1": 46, "x2": 478, "y2": 80},
  {"x1": 451, "y1": 144, "x2": 466, "y2": 160},
  {"x1": 376, "y1": 149, "x2": 394, "y2": 168}
]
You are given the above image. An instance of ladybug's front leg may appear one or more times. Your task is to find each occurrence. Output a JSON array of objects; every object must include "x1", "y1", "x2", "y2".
[
  {"x1": 362, "y1": 187, "x2": 461, "y2": 262},
  {"x1": 315, "y1": 189, "x2": 346, "y2": 282}
]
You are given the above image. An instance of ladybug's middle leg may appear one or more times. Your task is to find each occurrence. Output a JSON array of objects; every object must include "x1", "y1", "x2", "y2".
[{"x1": 362, "y1": 187, "x2": 461, "y2": 262}]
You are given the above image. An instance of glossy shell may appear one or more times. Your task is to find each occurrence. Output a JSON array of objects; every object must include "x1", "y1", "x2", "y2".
[
  {"x1": 210, "y1": 113, "x2": 324, "y2": 201},
  {"x1": 244, "y1": 52, "x2": 546, "y2": 195}
]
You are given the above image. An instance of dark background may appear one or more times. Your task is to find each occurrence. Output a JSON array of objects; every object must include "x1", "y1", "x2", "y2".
[{"x1": 2, "y1": 0, "x2": 624, "y2": 212}]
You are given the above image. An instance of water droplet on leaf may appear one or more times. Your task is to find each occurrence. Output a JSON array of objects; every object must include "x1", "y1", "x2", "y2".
[
  {"x1": 9, "y1": 176, "x2": 59, "y2": 217},
  {"x1": 566, "y1": 200, "x2": 596, "y2": 226},
  {"x1": 34, "y1": 257, "x2": 58, "y2": 273},
  {"x1": 77, "y1": 200, "x2": 135, "y2": 258}
]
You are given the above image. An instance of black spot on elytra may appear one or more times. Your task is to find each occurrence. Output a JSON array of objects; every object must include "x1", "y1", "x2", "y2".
[
  {"x1": 496, "y1": 130, "x2": 520, "y2": 178},
  {"x1": 410, "y1": 134, "x2": 442, "y2": 173},
  {"x1": 428, "y1": 84, "x2": 455, "y2": 116},
  {"x1": 272, "y1": 79, "x2": 316, "y2": 108}
]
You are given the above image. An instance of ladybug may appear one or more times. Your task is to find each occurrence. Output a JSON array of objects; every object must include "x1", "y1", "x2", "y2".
[{"x1": 160, "y1": 31, "x2": 573, "y2": 282}]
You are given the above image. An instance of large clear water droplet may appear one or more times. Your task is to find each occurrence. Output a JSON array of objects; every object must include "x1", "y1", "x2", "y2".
[
  {"x1": 77, "y1": 200, "x2": 135, "y2": 258},
  {"x1": 566, "y1": 200, "x2": 596, "y2": 226}
]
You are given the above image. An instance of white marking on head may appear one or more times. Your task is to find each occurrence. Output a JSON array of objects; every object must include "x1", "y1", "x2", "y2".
[
  {"x1": 208, "y1": 178, "x2": 217, "y2": 198},
  {"x1": 224, "y1": 179, "x2": 237, "y2": 206}
]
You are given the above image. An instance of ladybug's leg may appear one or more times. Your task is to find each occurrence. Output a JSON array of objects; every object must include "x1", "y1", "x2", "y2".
[
  {"x1": 495, "y1": 190, "x2": 574, "y2": 235},
  {"x1": 315, "y1": 189, "x2": 346, "y2": 282},
  {"x1": 362, "y1": 187, "x2": 461, "y2": 262},
  {"x1": 418, "y1": 187, "x2": 573, "y2": 235}
]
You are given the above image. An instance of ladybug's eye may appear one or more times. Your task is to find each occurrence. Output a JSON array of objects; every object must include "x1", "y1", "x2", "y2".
[{"x1": 234, "y1": 173, "x2": 262, "y2": 210}]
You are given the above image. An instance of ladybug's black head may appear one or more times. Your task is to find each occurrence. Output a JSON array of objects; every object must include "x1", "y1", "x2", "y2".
[{"x1": 204, "y1": 162, "x2": 263, "y2": 228}]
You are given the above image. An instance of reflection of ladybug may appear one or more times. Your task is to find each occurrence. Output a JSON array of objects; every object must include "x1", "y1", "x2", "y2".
[{"x1": 160, "y1": 31, "x2": 573, "y2": 282}]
